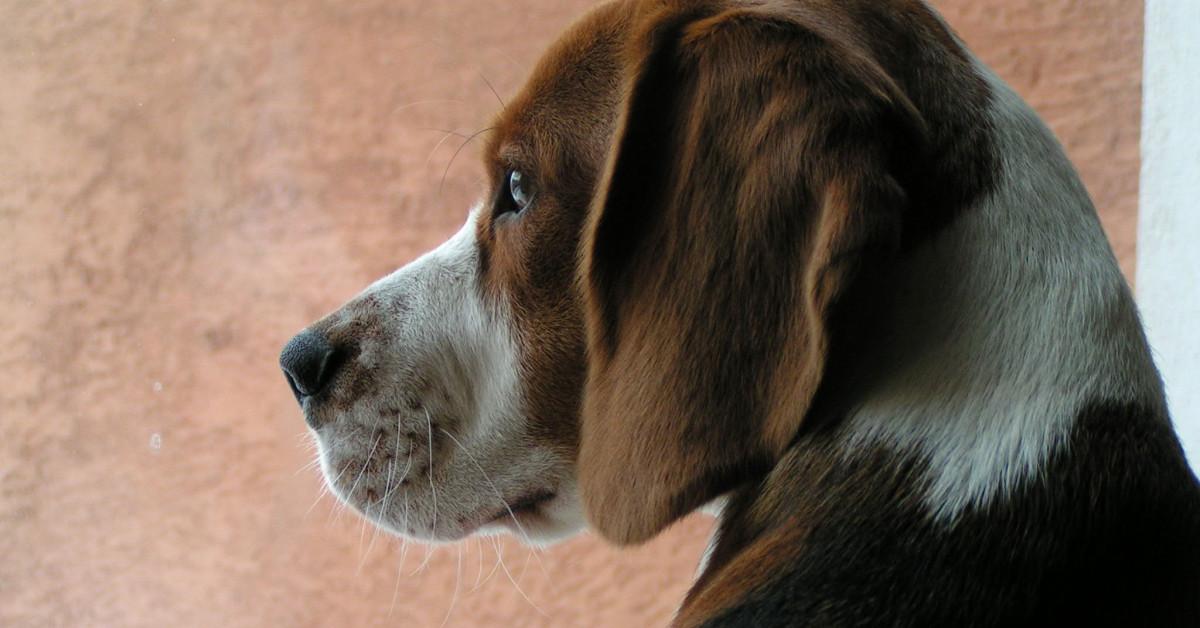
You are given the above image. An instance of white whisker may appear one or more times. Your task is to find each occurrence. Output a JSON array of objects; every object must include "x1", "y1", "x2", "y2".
[
  {"x1": 472, "y1": 537, "x2": 503, "y2": 593},
  {"x1": 495, "y1": 538, "x2": 547, "y2": 616},
  {"x1": 389, "y1": 98, "x2": 466, "y2": 116},
  {"x1": 357, "y1": 505, "x2": 371, "y2": 562},
  {"x1": 389, "y1": 494, "x2": 411, "y2": 618},
  {"x1": 293, "y1": 454, "x2": 323, "y2": 475},
  {"x1": 438, "y1": 429, "x2": 536, "y2": 547},
  {"x1": 365, "y1": 439, "x2": 415, "y2": 567},
  {"x1": 474, "y1": 537, "x2": 485, "y2": 589},
  {"x1": 425, "y1": 409, "x2": 439, "y2": 536},
  {"x1": 303, "y1": 483, "x2": 330, "y2": 520},
  {"x1": 439, "y1": 428, "x2": 548, "y2": 577},
  {"x1": 413, "y1": 543, "x2": 436, "y2": 576},
  {"x1": 306, "y1": 459, "x2": 351, "y2": 520},
  {"x1": 440, "y1": 543, "x2": 463, "y2": 628},
  {"x1": 339, "y1": 432, "x2": 382, "y2": 523},
  {"x1": 518, "y1": 549, "x2": 532, "y2": 584},
  {"x1": 359, "y1": 458, "x2": 396, "y2": 575},
  {"x1": 423, "y1": 127, "x2": 466, "y2": 172}
]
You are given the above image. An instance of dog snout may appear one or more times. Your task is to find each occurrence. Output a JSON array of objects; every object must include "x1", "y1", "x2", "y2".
[{"x1": 280, "y1": 329, "x2": 341, "y2": 406}]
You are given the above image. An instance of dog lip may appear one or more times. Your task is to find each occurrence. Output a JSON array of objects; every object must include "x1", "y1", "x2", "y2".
[{"x1": 486, "y1": 490, "x2": 556, "y2": 524}]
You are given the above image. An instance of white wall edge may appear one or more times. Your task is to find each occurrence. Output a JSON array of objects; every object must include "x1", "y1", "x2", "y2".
[{"x1": 1138, "y1": 0, "x2": 1200, "y2": 470}]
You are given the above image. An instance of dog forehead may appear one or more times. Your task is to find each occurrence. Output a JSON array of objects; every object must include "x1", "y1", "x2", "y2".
[{"x1": 486, "y1": 2, "x2": 633, "y2": 173}]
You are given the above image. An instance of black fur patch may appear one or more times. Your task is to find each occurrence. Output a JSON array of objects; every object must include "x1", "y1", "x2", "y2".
[{"x1": 696, "y1": 400, "x2": 1200, "y2": 627}]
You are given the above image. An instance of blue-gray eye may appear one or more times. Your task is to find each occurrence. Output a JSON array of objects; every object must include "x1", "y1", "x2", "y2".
[{"x1": 507, "y1": 170, "x2": 532, "y2": 211}]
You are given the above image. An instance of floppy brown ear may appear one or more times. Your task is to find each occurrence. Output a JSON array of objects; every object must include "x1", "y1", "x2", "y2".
[{"x1": 578, "y1": 3, "x2": 926, "y2": 544}]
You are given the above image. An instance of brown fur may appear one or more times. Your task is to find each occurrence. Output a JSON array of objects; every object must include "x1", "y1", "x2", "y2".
[
  {"x1": 578, "y1": 0, "x2": 975, "y2": 545},
  {"x1": 475, "y1": 3, "x2": 632, "y2": 454},
  {"x1": 476, "y1": 0, "x2": 993, "y2": 480}
]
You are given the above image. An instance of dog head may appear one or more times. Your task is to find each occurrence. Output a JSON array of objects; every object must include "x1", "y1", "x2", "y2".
[{"x1": 282, "y1": 0, "x2": 987, "y2": 546}]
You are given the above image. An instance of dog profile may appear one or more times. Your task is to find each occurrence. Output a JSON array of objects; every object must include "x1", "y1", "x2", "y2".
[{"x1": 280, "y1": 0, "x2": 1200, "y2": 624}]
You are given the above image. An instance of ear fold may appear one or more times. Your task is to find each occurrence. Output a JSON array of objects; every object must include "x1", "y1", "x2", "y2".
[{"x1": 579, "y1": 4, "x2": 926, "y2": 544}]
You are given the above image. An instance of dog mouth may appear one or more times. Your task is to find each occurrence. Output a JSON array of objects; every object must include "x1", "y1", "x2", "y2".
[{"x1": 485, "y1": 490, "x2": 557, "y2": 525}]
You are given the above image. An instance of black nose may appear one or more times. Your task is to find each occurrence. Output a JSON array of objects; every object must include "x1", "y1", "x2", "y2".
[{"x1": 280, "y1": 330, "x2": 338, "y2": 403}]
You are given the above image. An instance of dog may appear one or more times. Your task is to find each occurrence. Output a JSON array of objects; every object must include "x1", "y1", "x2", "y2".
[{"x1": 280, "y1": 0, "x2": 1200, "y2": 625}]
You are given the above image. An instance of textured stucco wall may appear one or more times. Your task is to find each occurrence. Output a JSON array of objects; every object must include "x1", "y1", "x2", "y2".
[{"x1": 0, "y1": 1, "x2": 1142, "y2": 626}]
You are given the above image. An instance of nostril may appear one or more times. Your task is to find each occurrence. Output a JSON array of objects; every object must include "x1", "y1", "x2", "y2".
[
  {"x1": 282, "y1": 370, "x2": 303, "y2": 402},
  {"x1": 279, "y1": 330, "x2": 339, "y2": 402}
]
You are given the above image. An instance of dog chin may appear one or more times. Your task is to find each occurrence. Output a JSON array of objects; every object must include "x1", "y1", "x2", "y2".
[
  {"x1": 472, "y1": 491, "x2": 588, "y2": 547},
  {"x1": 344, "y1": 479, "x2": 588, "y2": 547}
]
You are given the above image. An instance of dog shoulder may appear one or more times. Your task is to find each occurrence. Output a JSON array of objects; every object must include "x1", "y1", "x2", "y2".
[{"x1": 678, "y1": 401, "x2": 1200, "y2": 627}]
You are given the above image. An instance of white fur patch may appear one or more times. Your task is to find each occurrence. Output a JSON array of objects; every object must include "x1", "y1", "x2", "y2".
[
  {"x1": 311, "y1": 206, "x2": 585, "y2": 544},
  {"x1": 842, "y1": 67, "x2": 1164, "y2": 522}
]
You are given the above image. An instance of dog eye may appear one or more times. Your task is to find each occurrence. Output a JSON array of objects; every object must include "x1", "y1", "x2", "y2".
[{"x1": 506, "y1": 169, "x2": 532, "y2": 213}]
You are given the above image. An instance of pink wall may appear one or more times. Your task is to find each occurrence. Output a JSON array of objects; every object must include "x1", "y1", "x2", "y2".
[{"x1": 0, "y1": 1, "x2": 1141, "y2": 626}]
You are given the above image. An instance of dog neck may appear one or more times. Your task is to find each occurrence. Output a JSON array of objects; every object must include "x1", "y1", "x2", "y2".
[
  {"x1": 675, "y1": 63, "x2": 1171, "y2": 625},
  {"x1": 834, "y1": 66, "x2": 1165, "y2": 523}
]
